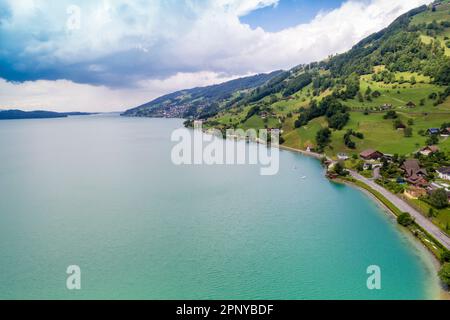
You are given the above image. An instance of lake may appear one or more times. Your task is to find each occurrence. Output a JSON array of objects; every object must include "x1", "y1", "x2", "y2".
[{"x1": 0, "y1": 114, "x2": 441, "y2": 299}]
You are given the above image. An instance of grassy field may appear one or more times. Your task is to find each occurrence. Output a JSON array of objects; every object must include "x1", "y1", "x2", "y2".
[
  {"x1": 408, "y1": 198, "x2": 450, "y2": 235},
  {"x1": 345, "y1": 73, "x2": 449, "y2": 113},
  {"x1": 411, "y1": 1, "x2": 450, "y2": 25},
  {"x1": 327, "y1": 111, "x2": 450, "y2": 156},
  {"x1": 283, "y1": 116, "x2": 328, "y2": 149},
  {"x1": 279, "y1": 110, "x2": 450, "y2": 155}
]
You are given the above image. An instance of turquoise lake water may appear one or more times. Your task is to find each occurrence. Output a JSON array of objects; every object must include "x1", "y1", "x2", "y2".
[{"x1": 0, "y1": 114, "x2": 440, "y2": 299}]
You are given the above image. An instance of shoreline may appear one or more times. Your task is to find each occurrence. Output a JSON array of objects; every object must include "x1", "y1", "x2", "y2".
[
  {"x1": 336, "y1": 178, "x2": 449, "y2": 299},
  {"x1": 184, "y1": 120, "x2": 449, "y2": 297},
  {"x1": 278, "y1": 143, "x2": 450, "y2": 298}
]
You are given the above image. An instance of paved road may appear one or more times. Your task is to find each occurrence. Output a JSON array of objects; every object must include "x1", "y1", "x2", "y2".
[{"x1": 349, "y1": 170, "x2": 450, "y2": 250}]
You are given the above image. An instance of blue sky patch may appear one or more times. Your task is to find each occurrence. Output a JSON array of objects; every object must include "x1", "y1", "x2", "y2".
[{"x1": 240, "y1": 0, "x2": 345, "y2": 32}]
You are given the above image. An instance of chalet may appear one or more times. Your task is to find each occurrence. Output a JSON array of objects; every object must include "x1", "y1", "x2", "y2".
[
  {"x1": 405, "y1": 101, "x2": 416, "y2": 108},
  {"x1": 260, "y1": 112, "x2": 269, "y2": 119},
  {"x1": 419, "y1": 145, "x2": 439, "y2": 156},
  {"x1": 401, "y1": 159, "x2": 428, "y2": 186},
  {"x1": 395, "y1": 122, "x2": 406, "y2": 129},
  {"x1": 436, "y1": 167, "x2": 450, "y2": 181},
  {"x1": 360, "y1": 149, "x2": 383, "y2": 160},
  {"x1": 379, "y1": 104, "x2": 392, "y2": 110},
  {"x1": 441, "y1": 127, "x2": 450, "y2": 137},
  {"x1": 427, "y1": 128, "x2": 440, "y2": 135}
]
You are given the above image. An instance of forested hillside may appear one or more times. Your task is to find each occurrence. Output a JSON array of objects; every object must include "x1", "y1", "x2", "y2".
[{"x1": 121, "y1": 70, "x2": 283, "y2": 119}]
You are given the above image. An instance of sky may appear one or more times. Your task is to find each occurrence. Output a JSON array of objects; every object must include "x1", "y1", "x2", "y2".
[{"x1": 0, "y1": 0, "x2": 433, "y2": 112}]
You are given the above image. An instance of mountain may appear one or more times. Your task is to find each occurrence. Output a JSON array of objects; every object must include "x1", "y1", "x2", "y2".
[
  {"x1": 121, "y1": 70, "x2": 284, "y2": 119},
  {"x1": 123, "y1": 1, "x2": 450, "y2": 157},
  {"x1": 0, "y1": 110, "x2": 97, "y2": 120}
]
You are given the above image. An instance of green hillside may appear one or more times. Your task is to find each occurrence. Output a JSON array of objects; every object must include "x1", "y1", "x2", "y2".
[
  {"x1": 124, "y1": 1, "x2": 450, "y2": 158},
  {"x1": 203, "y1": 1, "x2": 450, "y2": 158},
  {"x1": 121, "y1": 70, "x2": 283, "y2": 119}
]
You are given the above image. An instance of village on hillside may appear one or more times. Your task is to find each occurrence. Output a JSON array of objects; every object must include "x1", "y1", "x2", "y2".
[{"x1": 326, "y1": 123, "x2": 450, "y2": 234}]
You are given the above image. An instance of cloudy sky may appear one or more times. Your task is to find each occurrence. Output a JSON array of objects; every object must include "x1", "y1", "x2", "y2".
[{"x1": 0, "y1": 0, "x2": 432, "y2": 112}]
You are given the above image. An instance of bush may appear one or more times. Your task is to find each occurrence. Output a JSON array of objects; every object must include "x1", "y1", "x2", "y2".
[
  {"x1": 428, "y1": 188, "x2": 449, "y2": 209},
  {"x1": 397, "y1": 212, "x2": 414, "y2": 227},
  {"x1": 439, "y1": 263, "x2": 450, "y2": 286},
  {"x1": 383, "y1": 110, "x2": 398, "y2": 119},
  {"x1": 441, "y1": 250, "x2": 450, "y2": 263}
]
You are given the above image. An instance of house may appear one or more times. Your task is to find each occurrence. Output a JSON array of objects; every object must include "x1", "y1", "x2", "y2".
[
  {"x1": 404, "y1": 186, "x2": 427, "y2": 199},
  {"x1": 401, "y1": 159, "x2": 428, "y2": 186},
  {"x1": 436, "y1": 167, "x2": 450, "y2": 181},
  {"x1": 441, "y1": 127, "x2": 450, "y2": 137},
  {"x1": 427, "y1": 128, "x2": 440, "y2": 135},
  {"x1": 337, "y1": 153, "x2": 349, "y2": 160},
  {"x1": 379, "y1": 103, "x2": 392, "y2": 110},
  {"x1": 405, "y1": 101, "x2": 416, "y2": 108},
  {"x1": 360, "y1": 149, "x2": 383, "y2": 160},
  {"x1": 419, "y1": 145, "x2": 439, "y2": 156}
]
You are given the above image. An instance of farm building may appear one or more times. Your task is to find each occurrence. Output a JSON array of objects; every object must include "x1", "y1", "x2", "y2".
[
  {"x1": 436, "y1": 167, "x2": 450, "y2": 181},
  {"x1": 419, "y1": 145, "x2": 439, "y2": 156},
  {"x1": 427, "y1": 128, "x2": 440, "y2": 135},
  {"x1": 360, "y1": 149, "x2": 383, "y2": 160}
]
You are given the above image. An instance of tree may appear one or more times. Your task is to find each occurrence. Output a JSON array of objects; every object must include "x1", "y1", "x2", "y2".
[
  {"x1": 435, "y1": 63, "x2": 450, "y2": 86},
  {"x1": 428, "y1": 188, "x2": 448, "y2": 209},
  {"x1": 333, "y1": 161, "x2": 347, "y2": 176},
  {"x1": 397, "y1": 212, "x2": 414, "y2": 227},
  {"x1": 383, "y1": 110, "x2": 398, "y2": 119},
  {"x1": 426, "y1": 134, "x2": 439, "y2": 146},
  {"x1": 438, "y1": 263, "x2": 450, "y2": 286},
  {"x1": 316, "y1": 127, "x2": 331, "y2": 151}
]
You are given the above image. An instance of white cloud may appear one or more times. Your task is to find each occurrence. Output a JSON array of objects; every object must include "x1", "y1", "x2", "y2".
[
  {"x1": 0, "y1": 72, "x2": 242, "y2": 112},
  {"x1": 0, "y1": 0, "x2": 433, "y2": 111}
]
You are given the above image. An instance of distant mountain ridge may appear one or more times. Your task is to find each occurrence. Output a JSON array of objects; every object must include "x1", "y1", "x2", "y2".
[
  {"x1": 0, "y1": 109, "x2": 97, "y2": 120},
  {"x1": 121, "y1": 71, "x2": 284, "y2": 119}
]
